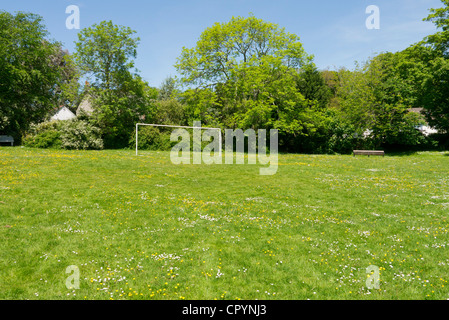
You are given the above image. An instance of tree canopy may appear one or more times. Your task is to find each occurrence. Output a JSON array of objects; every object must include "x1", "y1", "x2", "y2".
[
  {"x1": 174, "y1": 15, "x2": 330, "y2": 152},
  {"x1": 4, "y1": 1, "x2": 449, "y2": 153},
  {"x1": 0, "y1": 11, "x2": 72, "y2": 140},
  {"x1": 175, "y1": 15, "x2": 311, "y2": 89},
  {"x1": 74, "y1": 21, "x2": 156, "y2": 148}
]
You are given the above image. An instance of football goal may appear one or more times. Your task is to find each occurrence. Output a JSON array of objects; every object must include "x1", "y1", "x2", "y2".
[{"x1": 135, "y1": 123, "x2": 222, "y2": 157}]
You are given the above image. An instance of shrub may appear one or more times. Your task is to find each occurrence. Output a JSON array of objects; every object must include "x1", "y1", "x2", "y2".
[
  {"x1": 130, "y1": 126, "x2": 175, "y2": 151},
  {"x1": 60, "y1": 119, "x2": 104, "y2": 150},
  {"x1": 22, "y1": 121, "x2": 62, "y2": 149},
  {"x1": 326, "y1": 122, "x2": 362, "y2": 154}
]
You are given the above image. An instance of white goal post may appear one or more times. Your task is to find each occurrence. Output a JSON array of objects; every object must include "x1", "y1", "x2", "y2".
[{"x1": 135, "y1": 123, "x2": 222, "y2": 157}]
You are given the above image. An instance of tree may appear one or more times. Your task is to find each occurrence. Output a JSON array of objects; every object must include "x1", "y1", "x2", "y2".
[
  {"x1": 334, "y1": 53, "x2": 428, "y2": 149},
  {"x1": 423, "y1": 0, "x2": 449, "y2": 57},
  {"x1": 51, "y1": 48, "x2": 82, "y2": 113},
  {"x1": 153, "y1": 99, "x2": 186, "y2": 125},
  {"x1": 175, "y1": 15, "x2": 310, "y2": 89},
  {"x1": 74, "y1": 21, "x2": 140, "y2": 92},
  {"x1": 74, "y1": 21, "x2": 156, "y2": 147},
  {"x1": 295, "y1": 64, "x2": 332, "y2": 110},
  {"x1": 90, "y1": 74, "x2": 158, "y2": 148},
  {"x1": 334, "y1": 65, "x2": 375, "y2": 133},
  {"x1": 175, "y1": 15, "x2": 323, "y2": 152},
  {"x1": 158, "y1": 76, "x2": 178, "y2": 101},
  {"x1": 418, "y1": 56, "x2": 449, "y2": 134},
  {"x1": 417, "y1": 0, "x2": 449, "y2": 135},
  {"x1": 0, "y1": 11, "x2": 69, "y2": 140}
]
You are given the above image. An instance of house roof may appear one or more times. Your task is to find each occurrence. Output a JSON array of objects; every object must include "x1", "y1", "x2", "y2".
[
  {"x1": 51, "y1": 106, "x2": 76, "y2": 121},
  {"x1": 76, "y1": 96, "x2": 94, "y2": 116}
]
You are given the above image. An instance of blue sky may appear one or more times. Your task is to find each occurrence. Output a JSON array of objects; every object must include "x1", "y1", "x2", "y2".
[{"x1": 0, "y1": 0, "x2": 443, "y2": 87}]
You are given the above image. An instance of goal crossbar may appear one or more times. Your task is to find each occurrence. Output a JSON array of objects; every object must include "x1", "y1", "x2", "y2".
[{"x1": 135, "y1": 123, "x2": 222, "y2": 157}]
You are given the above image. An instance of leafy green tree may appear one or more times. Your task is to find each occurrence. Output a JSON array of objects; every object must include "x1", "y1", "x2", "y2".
[
  {"x1": 0, "y1": 11, "x2": 68, "y2": 140},
  {"x1": 334, "y1": 53, "x2": 428, "y2": 149},
  {"x1": 295, "y1": 64, "x2": 332, "y2": 110},
  {"x1": 175, "y1": 15, "x2": 326, "y2": 152},
  {"x1": 418, "y1": 56, "x2": 449, "y2": 134},
  {"x1": 334, "y1": 66, "x2": 375, "y2": 133},
  {"x1": 90, "y1": 74, "x2": 158, "y2": 147},
  {"x1": 153, "y1": 99, "x2": 186, "y2": 126},
  {"x1": 416, "y1": 0, "x2": 449, "y2": 135},
  {"x1": 74, "y1": 21, "x2": 156, "y2": 147},
  {"x1": 51, "y1": 48, "x2": 82, "y2": 113},
  {"x1": 220, "y1": 55, "x2": 308, "y2": 132},
  {"x1": 424, "y1": 0, "x2": 449, "y2": 56},
  {"x1": 75, "y1": 21, "x2": 140, "y2": 92},
  {"x1": 175, "y1": 15, "x2": 310, "y2": 88},
  {"x1": 180, "y1": 87, "x2": 220, "y2": 126},
  {"x1": 158, "y1": 77, "x2": 178, "y2": 101},
  {"x1": 154, "y1": 76, "x2": 187, "y2": 126}
]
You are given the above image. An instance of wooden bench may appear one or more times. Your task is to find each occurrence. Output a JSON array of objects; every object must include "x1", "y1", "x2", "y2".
[
  {"x1": 0, "y1": 135, "x2": 14, "y2": 146},
  {"x1": 353, "y1": 150, "x2": 384, "y2": 157}
]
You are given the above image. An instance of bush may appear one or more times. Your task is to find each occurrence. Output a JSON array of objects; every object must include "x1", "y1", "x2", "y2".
[
  {"x1": 326, "y1": 122, "x2": 363, "y2": 154},
  {"x1": 23, "y1": 119, "x2": 104, "y2": 150},
  {"x1": 22, "y1": 121, "x2": 62, "y2": 149},
  {"x1": 130, "y1": 126, "x2": 175, "y2": 151},
  {"x1": 60, "y1": 119, "x2": 104, "y2": 150}
]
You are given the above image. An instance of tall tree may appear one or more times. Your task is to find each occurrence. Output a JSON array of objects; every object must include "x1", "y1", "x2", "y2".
[
  {"x1": 335, "y1": 54, "x2": 427, "y2": 149},
  {"x1": 74, "y1": 21, "x2": 140, "y2": 93},
  {"x1": 175, "y1": 15, "x2": 324, "y2": 153},
  {"x1": 158, "y1": 77, "x2": 178, "y2": 101},
  {"x1": 417, "y1": 0, "x2": 449, "y2": 135},
  {"x1": 295, "y1": 64, "x2": 332, "y2": 110},
  {"x1": 51, "y1": 48, "x2": 82, "y2": 113},
  {"x1": 175, "y1": 15, "x2": 310, "y2": 89},
  {"x1": 424, "y1": 0, "x2": 449, "y2": 57},
  {"x1": 0, "y1": 11, "x2": 68, "y2": 140},
  {"x1": 74, "y1": 21, "x2": 156, "y2": 147},
  {"x1": 417, "y1": 55, "x2": 449, "y2": 134}
]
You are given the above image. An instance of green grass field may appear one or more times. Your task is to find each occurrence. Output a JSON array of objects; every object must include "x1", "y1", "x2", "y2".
[{"x1": 1, "y1": 147, "x2": 449, "y2": 300}]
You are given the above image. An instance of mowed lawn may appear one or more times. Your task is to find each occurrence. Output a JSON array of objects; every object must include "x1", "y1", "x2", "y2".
[{"x1": 1, "y1": 147, "x2": 449, "y2": 300}]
